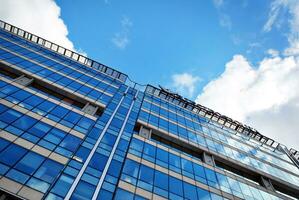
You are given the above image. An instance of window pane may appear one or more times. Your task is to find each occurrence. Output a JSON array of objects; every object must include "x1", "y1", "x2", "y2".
[
  {"x1": 107, "y1": 160, "x2": 122, "y2": 177},
  {"x1": 169, "y1": 154, "x2": 180, "y2": 168},
  {"x1": 89, "y1": 153, "x2": 108, "y2": 171},
  {"x1": 12, "y1": 115, "x2": 37, "y2": 130},
  {"x1": 51, "y1": 106, "x2": 68, "y2": 117},
  {"x1": 44, "y1": 128, "x2": 66, "y2": 144},
  {"x1": 169, "y1": 176, "x2": 183, "y2": 196},
  {"x1": 183, "y1": 182, "x2": 197, "y2": 200},
  {"x1": 6, "y1": 169, "x2": 29, "y2": 184},
  {"x1": 37, "y1": 101, "x2": 56, "y2": 112},
  {"x1": 77, "y1": 117, "x2": 94, "y2": 130},
  {"x1": 193, "y1": 163, "x2": 206, "y2": 184},
  {"x1": 205, "y1": 168, "x2": 217, "y2": 182},
  {"x1": 27, "y1": 177, "x2": 50, "y2": 193},
  {"x1": 23, "y1": 95, "x2": 44, "y2": 107},
  {"x1": 156, "y1": 148, "x2": 168, "y2": 163},
  {"x1": 143, "y1": 143, "x2": 156, "y2": 158},
  {"x1": 181, "y1": 158, "x2": 193, "y2": 173},
  {"x1": 0, "y1": 144, "x2": 27, "y2": 166},
  {"x1": 0, "y1": 138, "x2": 10, "y2": 152},
  {"x1": 197, "y1": 188, "x2": 211, "y2": 200},
  {"x1": 28, "y1": 122, "x2": 51, "y2": 137},
  {"x1": 52, "y1": 174, "x2": 74, "y2": 197},
  {"x1": 0, "y1": 109, "x2": 22, "y2": 123},
  {"x1": 74, "y1": 146, "x2": 90, "y2": 163},
  {"x1": 123, "y1": 159, "x2": 140, "y2": 179},
  {"x1": 139, "y1": 165, "x2": 154, "y2": 184},
  {"x1": 114, "y1": 188, "x2": 134, "y2": 200},
  {"x1": 34, "y1": 159, "x2": 63, "y2": 183},
  {"x1": 154, "y1": 170, "x2": 168, "y2": 190},
  {"x1": 72, "y1": 180, "x2": 95, "y2": 200},
  {"x1": 15, "y1": 152, "x2": 45, "y2": 175},
  {"x1": 60, "y1": 134, "x2": 81, "y2": 151},
  {"x1": 210, "y1": 193, "x2": 223, "y2": 200},
  {"x1": 64, "y1": 112, "x2": 81, "y2": 123},
  {"x1": 131, "y1": 138, "x2": 143, "y2": 152}
]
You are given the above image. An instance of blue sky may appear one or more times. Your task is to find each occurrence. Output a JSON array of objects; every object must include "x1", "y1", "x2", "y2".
[
  {"x1": 1, "y1": 0, "x2": 299, "y2": 149},
  {"x1": 55, "y1": 0, "x2": 288, "y2": 98}
]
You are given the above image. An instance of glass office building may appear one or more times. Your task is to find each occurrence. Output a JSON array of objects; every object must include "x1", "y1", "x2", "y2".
[{"x1": 0, "y1": 20, "x2": 298, "y2": 200}]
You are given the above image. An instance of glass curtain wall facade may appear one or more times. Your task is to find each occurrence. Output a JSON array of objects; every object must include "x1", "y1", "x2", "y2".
[{"x1": 0, "y1": 20, "x2": 298, "y2": 200}]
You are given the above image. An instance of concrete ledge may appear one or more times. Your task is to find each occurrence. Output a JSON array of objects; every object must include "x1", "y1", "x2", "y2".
[
  {"x1": 0, "y1": 177, "x2": 22, "y2": 195},
  {"x1": 18, "y1": 186, "x2": 43, "y2": 200}
]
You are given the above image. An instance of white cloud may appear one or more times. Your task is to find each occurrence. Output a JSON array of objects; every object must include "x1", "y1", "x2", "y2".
[
  {"x1": 172, "y1": 73, "x2": 200, "y2": 98},
  {"x1": 76, "y1": 48, "x2": 88, "y2": 57},
  {"x1": 213, "y1": 0, "x2": 224, "y2": 8},
  {"x1": 196, "y1": 55, "x2": 299, "y2": 149},
  {"x1": 0, "y1": 0, "x2": 76, "y2": 51},
  {"x1": 231, "y1": 35, "x2": 241, "y2": 45},
  {"x1": 263, "y1": 0, "x2": 299, "y2": 56},
  {"x1": 263, "y1": 0, "x2": 287, "y2": 32},
  {"x1": 196, "y1": 0, "x2": 299, "y2": 150},
  {"x1": 219, "y1": 14, "x2": 232, "y2": 30},
  {"x1": 212, "y1": 0, "x2": 232, "y2": 31},
  {"x1": 284, "y1": 1, "x2": 299, "y2": 56},
  {"x1": 267, "y1": 48, "x2": 279, "y2": 57},
  {"x1": 112, "y1": 16, "x2": 133, "y2": 49}
]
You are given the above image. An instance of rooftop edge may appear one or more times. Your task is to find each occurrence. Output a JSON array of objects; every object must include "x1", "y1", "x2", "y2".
[
  {"x1": 1, "y1": 19, "x2": 298, "y2": 168},
  {"x1": 0, "y1": 20, "x2": 128, "y2": 83}
]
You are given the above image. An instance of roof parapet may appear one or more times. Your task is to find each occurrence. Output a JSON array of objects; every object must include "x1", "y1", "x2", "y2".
[{"x1": 0, "y1": 20, "x2": 128, "y2": 83}]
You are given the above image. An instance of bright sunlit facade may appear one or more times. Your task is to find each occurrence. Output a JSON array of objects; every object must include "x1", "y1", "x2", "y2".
[{"x1": 0, "y1": 20, "x2": 298, "y2": 200}]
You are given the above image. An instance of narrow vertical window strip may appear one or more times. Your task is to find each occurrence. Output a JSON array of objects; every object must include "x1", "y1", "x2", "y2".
[
  {"x1": 92, "y1": 91, "x2": 139, "y2": 200},
  {"x1": 64, "y1": 87, "x2": 129, "y2": 200}
]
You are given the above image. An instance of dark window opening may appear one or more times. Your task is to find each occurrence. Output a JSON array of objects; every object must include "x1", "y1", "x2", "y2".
[
  {"x1": 30, "y1": 82, "x2": 84, "y2": 109},
  {"x1": 29, "y1": 82, "x2": 102, "y2": 117},
  {"x1": 150, "y1": 130, "x2": 203, "y2": 161},
  {"x1": 0, "y1": 64, "x2": 102, "y2": 117},
  {"x1": 0, "y1": 63, "x2": 18, "y2": 79},
  {"x1": 0, "y1": 190, "x2": 22, "y2": 200},
  {"x1": 214, "y1": 160, "x2": 260, "y2": 185},
  {"x1": 272, "y1": 182, "x2": 299, "y2": 199},
  {"x1": 94, "y1": 109, "x2": 102, "y2": 118},
  {"x1": 215, "y1": 160, "x2": 299, "y2": 199}
]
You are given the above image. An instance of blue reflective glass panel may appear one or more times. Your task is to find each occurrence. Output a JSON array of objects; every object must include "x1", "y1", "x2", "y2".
[
  {"x1": 0, "y1": 144, "x2": 27, "y2": 166},
  {"x1": 15, "y1": 151, "x2": 45, "y2": 175},
  {"x1": 114, "y1": 188, "x2": 134, "y2": 200},
  {"x1": 34, "y1": 159, "x2": 63, "y2": 183},
  {"x1": 72, "y1": 181, "x2": 95, "y2": 200},
  {"x1": 60, "y1": 134, "x2": 81, "y2": 151},
  {"x1": 169, "y1": 176, "x2": 183, "y2": 196}
]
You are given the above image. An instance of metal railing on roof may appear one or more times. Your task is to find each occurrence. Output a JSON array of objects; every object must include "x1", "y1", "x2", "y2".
[
  {"x1": 145, "y1": 84, "x2": 299, "y2": 166},
  {"x1": 0, "y1": 20, "x2": 128, "y2": 83},
  {"x1": 290, "y1": 149, "x2": 299, "y2": 165},
  {"x1": 125, "y1": 75, "x2": 147, "y2": 92}
]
